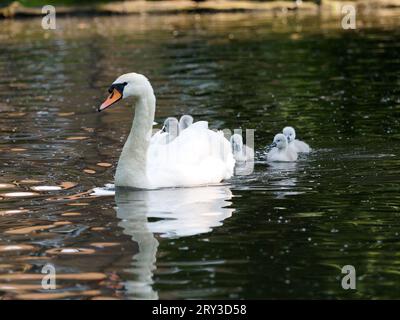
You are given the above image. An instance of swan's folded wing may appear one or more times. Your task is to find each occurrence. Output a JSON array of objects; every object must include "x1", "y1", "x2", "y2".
[
  {"x1": 147, "y1": 126, "x2": 234, "y2": 187},
  {"x1": 190, "y1": 121, "x2": 208, "y2": 130}
]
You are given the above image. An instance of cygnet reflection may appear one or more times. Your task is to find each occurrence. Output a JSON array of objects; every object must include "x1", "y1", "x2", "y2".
[{"x1": 266, "y1": 161, "x2": 301, "y2": 199}]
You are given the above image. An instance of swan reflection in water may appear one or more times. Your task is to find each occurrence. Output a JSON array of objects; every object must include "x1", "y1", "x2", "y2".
[{"x1": 114, "y1": 185, "x2": 234, "y2": 299}]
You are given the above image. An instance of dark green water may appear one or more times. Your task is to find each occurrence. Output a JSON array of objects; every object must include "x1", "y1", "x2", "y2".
[{"x1": 0, "y1": 13, "x2": 399, "y2": 299}]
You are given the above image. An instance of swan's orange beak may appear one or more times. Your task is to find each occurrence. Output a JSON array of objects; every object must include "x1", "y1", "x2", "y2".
[{"x1": 98, "y1": 88, "x2": 122, "y2": 112}]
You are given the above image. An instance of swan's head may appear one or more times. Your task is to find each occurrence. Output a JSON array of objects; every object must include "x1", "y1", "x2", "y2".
[
  {"x1": 99, "y1": 73, "x2": 152, "y2": 112},
  {"x1": 230, "y1": 133, "x2": 243, "y2": 153},
  {"x1": 269, "y1": 133, "x2": 288, "y2": 150},
  {"x1": 283, "y1": 126, "x2": 296, "y2": 143},
  {"x1": 179, "y1": 115, "x2": 193, "y2": 131}
]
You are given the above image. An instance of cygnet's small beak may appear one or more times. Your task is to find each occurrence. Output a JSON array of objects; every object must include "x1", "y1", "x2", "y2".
[
  {"x1": 267, "y1": 142, "x2": 277, "y2": 151},
  {"x1": 98, "y1": 88, "x2": 122, "y2": 112},
  {"x1": 161, "y1": 125, "x2": 167, "y2": 133}
]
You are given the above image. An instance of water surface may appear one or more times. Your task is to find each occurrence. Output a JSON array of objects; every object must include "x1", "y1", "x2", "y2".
[{"x1": 0, "y1": 13, "x2": 400, "y2": 299}]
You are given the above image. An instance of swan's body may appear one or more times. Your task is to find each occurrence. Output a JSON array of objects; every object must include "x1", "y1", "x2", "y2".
[
  {"x1": 267, "y1": 133, "x2": 298, "y2": 162},
  {"x1": 189, "y1": 120, "x2": 208, "y2": 131},
  {"x1": 230, "y1": 133, "x2": 254, "y2": 162},
  {"x1": 179, "y1": 115, "x2": 208, "y2": 132},
  {"x1": 283, "y1": 126, "x2": 310, "y2": 153},
  {"x1": 99, "y1": 73, "x2": 235, "y2": 189}
]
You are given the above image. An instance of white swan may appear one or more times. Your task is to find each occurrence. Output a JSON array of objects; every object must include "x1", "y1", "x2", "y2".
[
  {"x1": 99, "y1": 73, "x2": 235, "y2": 189},
  {"x1": 282, "y1": 126, "x2": 310, "y2": 153},
  {"x1": 230, "y1": 133, "x2": 254, "y2": 162},
  {"x1": 266, "y1": 133, "x2": 298, "y2": 162},
  {"x1": 179, "y1": 115, "x2": 193, "y2": 132}
]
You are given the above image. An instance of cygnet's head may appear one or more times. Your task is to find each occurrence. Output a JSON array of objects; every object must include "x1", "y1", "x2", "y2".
[
  {"x1": 230, "y1": 134, "x2": 243, "y2": 153},
  {"x1": 270, "y1": 133, "x2": 288, "y2": 150},
  {"x1": 163, "y1": 117, "x2": 179, "y2": 136},
  {"x1": 99, "y1": 72, "x2": 153, "y2": 111},
  {"x1": 283, "y1": 126, "x2": 296, "y2": 143},
  {"x1": 179, "y1": 115, "x2": 193, "y2": 131}
]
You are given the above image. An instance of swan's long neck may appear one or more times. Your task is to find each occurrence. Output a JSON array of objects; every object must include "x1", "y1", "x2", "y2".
[{"x1": 115, "y1": 88, "x2": 156, "y2": 187}]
